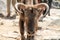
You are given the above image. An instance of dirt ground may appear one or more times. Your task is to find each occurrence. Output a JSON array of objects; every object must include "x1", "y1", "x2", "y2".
[{"x1": 0, "y1": 9, "x2": 60, "y2": 40}]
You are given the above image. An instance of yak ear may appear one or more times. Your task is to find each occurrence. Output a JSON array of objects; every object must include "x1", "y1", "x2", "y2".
[{"x1": 15, "y1": 3, "x2": 27, "y2": 13}]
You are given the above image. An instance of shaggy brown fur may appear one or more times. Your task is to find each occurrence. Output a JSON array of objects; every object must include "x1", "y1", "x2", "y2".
[{"x1": 15, "y1": 2, "x2": 49, "y2": 40}]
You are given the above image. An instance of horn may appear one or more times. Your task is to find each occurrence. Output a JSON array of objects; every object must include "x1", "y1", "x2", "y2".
[
  {"x1": 34, "y1": 3, "x2": 49, "y2": 19},
  {"x1": 15, "y1": 3, "x2": 26, "y2": 13}
]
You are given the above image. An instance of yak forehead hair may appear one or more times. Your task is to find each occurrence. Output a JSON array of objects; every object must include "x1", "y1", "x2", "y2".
[{"x1": 25, "y1": 7, "x2": 37, "y2": 18}]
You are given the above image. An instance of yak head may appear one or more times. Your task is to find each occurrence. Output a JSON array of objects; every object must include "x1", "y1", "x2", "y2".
[{"x1": 15, "y1": 3, "x2": 49, "y2": 32}]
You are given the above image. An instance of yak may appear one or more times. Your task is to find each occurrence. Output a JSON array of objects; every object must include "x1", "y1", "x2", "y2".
[{"x1": 15, "y1": 3, "x2": 49, "y2": 40}]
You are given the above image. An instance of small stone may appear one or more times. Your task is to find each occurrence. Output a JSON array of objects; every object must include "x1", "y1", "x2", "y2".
[{"x1": 0, "y1": 22, "x2": 4, "y2": 25}]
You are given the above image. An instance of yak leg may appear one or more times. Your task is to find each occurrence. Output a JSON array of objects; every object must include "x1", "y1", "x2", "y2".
[
  {"x1": 17, "y1": 0, "x2": 21, "y2": 2},
  {"x1": 17, "y1": 0, "x2": 24, "y2": 3},
  {"x1": 19, "y1": 16, "x2": 25, "y2": 40},
  {"x1": 48, "y1": 8, "x2": 50, "y2": 16},
  {"x1": 7, "y1": 0, "x2": 11, "y2": 17},
  {"x1": 12, "y1": 0, "x2": 17, "y2": 14},
  {"x1": 19, "y1": 20, "x2": 25, "y2": 40},
  {"x1": 11, "y1": 0, "x2": 17, "y2": 18},
  {"x1": 48, "y1": 0, "x2": 52, "y2": 16},
  {"x1": 33, "y1": 0, "x2": 39, "y2": 4},
  {"x1": 48, "y1": 4, "x2": 52, "y2": 16}
]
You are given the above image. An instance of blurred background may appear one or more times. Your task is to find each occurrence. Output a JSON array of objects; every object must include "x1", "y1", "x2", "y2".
[{"x1": 0, "y1": 0, "x2": 60, "y2": 40}]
